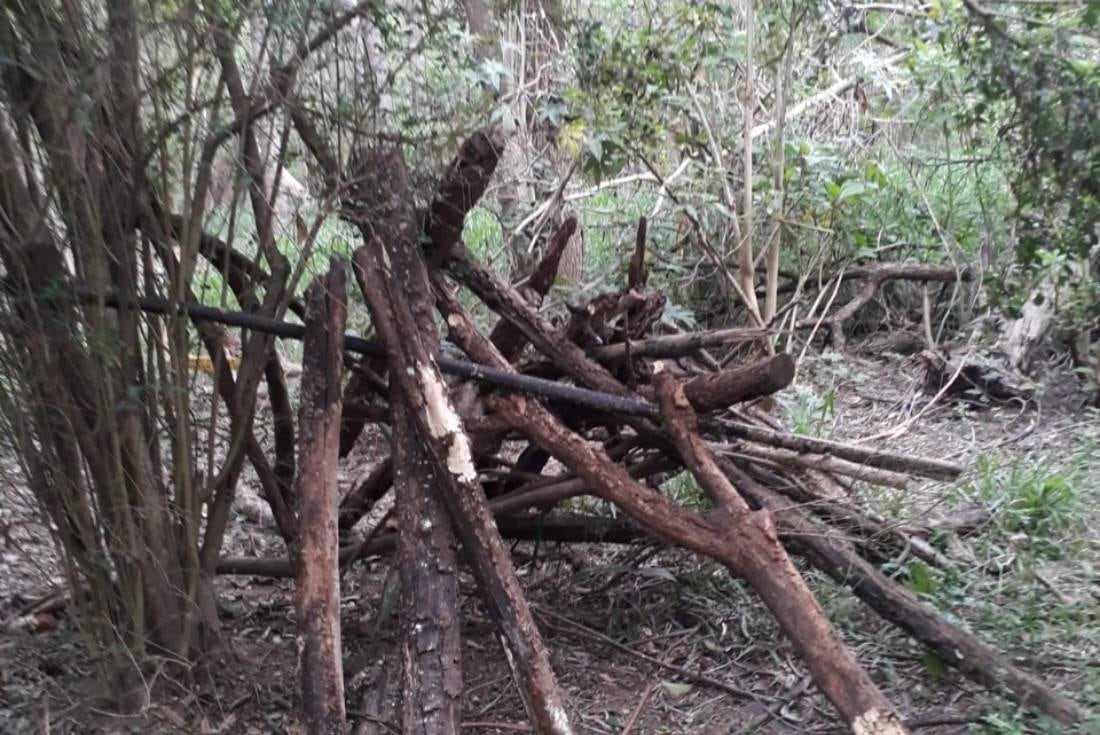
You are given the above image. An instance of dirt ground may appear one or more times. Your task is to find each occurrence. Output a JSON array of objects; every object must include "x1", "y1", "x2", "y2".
[{"x1": 1, "y1": 349, "x2": 1098, "y2": 734}]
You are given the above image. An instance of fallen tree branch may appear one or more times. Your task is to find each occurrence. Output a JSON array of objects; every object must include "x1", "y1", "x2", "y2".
[
  {"x1": 585, "y1": 325, "x2": 767, "y2": 361},
  {"x1": 435, "y1": 280, "x2": 910, "y2": 732},
  {"x1": 82, "y1": 291, "x2": 963, "y2": 481},
  {"x1": 795, "y1": 263, "x2": 974, "y2": 350},
  {"x1": 653, "y1": 367, "x2": 907, "y2": 732},
  {"x1": 718, "y1": 443, "x2": 911, "y2": 489},
  {"x1": 716, "y1": 418, "x2": 962, "y2": 480},
  {"x1": 722, "y1": 458, "x2": 1088, "y2": 726}
]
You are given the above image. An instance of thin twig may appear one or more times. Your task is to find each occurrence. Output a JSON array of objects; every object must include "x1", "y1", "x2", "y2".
[
  {"x1": 531, "y1": 605, "x2": 766, "y2": 705},
  {"x1": 620, "y1": 684, "x2": 656, "y2": 735}
]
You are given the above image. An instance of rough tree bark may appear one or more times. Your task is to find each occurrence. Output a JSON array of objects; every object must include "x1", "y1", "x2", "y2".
[
  {"x1": 347, "y1": 147, "x2": 573, "y2": 735},
  {"x1": 673, "y1": 352, "x2": 794, "y2": 412},
  {"x1": 293, "y1": 261, "x2": 348, "y2": 735},
  {"x1": 433, "y1": 280, "x2": 910, "y2": 734},
  {"x1": 653, "y1": 369, "x2": 907, "y2": 733}
]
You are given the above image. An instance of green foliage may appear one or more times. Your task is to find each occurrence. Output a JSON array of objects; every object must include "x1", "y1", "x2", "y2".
[
  {"x1": 567, "y1": 2, "x2": 740, "y2": 178},
  {"x1": 969, "y1": 455, "x2": 1083, "y2": 556},
  {"x1": 462, "y1": 205, "x2": 505, "y2": 265},
  {"x1": 663, "y1": 470, "x2": 707, "y2": 509},
  {"x1": 950, "y1": 3, "x2": 1100, "y2": 331},
  {"x1": 777, "y1": 384, "x2": 835, "y2": 437}
]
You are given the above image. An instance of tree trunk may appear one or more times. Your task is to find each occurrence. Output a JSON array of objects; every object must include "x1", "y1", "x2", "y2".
[
  {"x1": 294, "y1": 261, "x2": 349, "y2": 735},
  {"x1": 346, "y1": 146, "x2": 572, "y2": 735}
]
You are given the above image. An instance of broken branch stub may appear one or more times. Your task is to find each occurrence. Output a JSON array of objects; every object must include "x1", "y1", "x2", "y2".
[{"x1": 425, "y1": 124, "x2": 506, "y2": 267}]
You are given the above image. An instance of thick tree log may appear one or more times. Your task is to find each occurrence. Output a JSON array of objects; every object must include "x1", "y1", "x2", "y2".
[
  {"x1": 393, "y1": 393, "x2": 462, "y2": 735},
  {"x1": 293, "y1": 261, "x2": 348, "y2": 735},
  {"x1": 425, "y1": 125, "x2": 505, "y2": 266},
  {"x1": 436, "y1": 281, "x2": 908, "y2": 733},
  {"x1": 653, "y1": 369, "x2": 908, "y2": 733},
  {"x1": 722, "y1": 458, "x2": 1088, "y2": 726},
  {"x1": 677, "y1": 353, "x2": 795, "y2": 412},
  {"x1": 352, "y1": 149, "x2": 464, "y2": 735},
  {"x1": 349, "y1": 147, "x2": 572, "y2": 735}
]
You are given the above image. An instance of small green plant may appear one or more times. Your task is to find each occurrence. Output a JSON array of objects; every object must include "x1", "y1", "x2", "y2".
[
  {"x1": 463, "y1": 205, "x2": 504, "y2": 266},
  {"x1": 974, "y1": 708, "x2": 1085, "y2": 735},
  {"x1": 778, "y1": 384, "x2": 836, "y2": 437},
  {"x1": 663, "y1": 470, "x2": 707, "y2": 509},
  {"x1": 968, "y1": 455, "x2": 1083, "y2": 557}
]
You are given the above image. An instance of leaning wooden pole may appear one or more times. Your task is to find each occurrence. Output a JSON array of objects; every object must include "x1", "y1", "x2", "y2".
[
  {"x1": 348, "y1": 147, "x2": 573, "y2": 735},
  {"x1": 293, "y1": 260, "x2": 348, "y2": 735},
  {"x1": 653, "y1": 368, "x2": 908, "y2": 734}
]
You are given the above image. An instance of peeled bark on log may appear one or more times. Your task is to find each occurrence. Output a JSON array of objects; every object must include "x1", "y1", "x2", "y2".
[
  {"x1": 293, "y1": 261, "x2": 348, "y2": 735},
  {"x1": 653, "y1": 370, "x2": 908, "y2": 733},
  {"x1": 392, "y1": 395, "x2": 462, "y2": 735},
  {"x1": 351, "y1": 149, "x2": 464, "y2": 735},
  {"x1": 349, "y1": 147, "x2": 573, "y2": 735},
  {"x1": 723, "y1": 459, "x2": 1088, "y2": 726},
  {"x1": 398, "y1": 143, "x2": 468, "y2": 735}
]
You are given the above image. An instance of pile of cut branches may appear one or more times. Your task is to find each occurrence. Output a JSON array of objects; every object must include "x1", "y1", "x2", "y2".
[{"x1": 148, "y1": 127, "x2": 1085, "y2": 733}]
